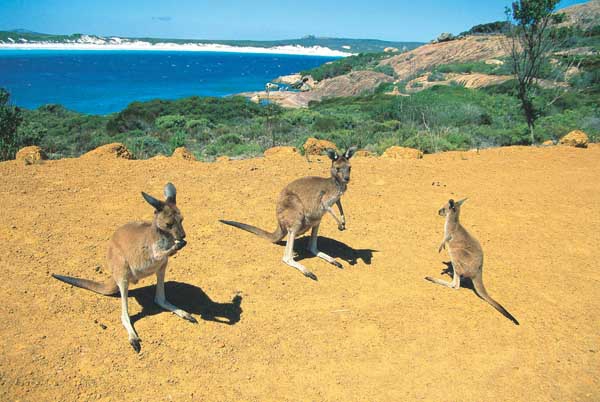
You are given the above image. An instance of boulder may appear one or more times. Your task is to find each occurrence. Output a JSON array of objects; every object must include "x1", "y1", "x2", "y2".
[
  {"x1": 436, "y1": 32, "x2": 455, "y2": 43},
  {"x1": 172, "y1": 147, "x2": 196, "y2": 161},
  {"x1": 303, "y1": 137, "x2": 338, "y2": 156},
  {"x1": 264, "y1": 146, "x2": 298, "y2": 157},
  {"x1": 485, "y1": 59, "x2": 504, "y2": 65},
  {"x1": 16, "y1": 146, "x2": 46, "y2": 164},
  {"x1": 381, "y1": 146, "x2": 423, "y2": 159},
  {"x1": 559, "y1": 130, "x2": 588, "y2": 148},
  {"x1": 82, "y1": 143, "x2": 133, "y2": 159}
]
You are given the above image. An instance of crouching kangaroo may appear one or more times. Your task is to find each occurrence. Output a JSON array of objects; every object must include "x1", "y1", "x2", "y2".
[
  {"x1": 220, "y1": 147, "x2": 357, "y2": 280},
  {"x1": 53, "y1": 183, "x2": 196, "y2": 352},
  {"x1": 425, "y1": 198, "x2": 519, "y2": 325}
]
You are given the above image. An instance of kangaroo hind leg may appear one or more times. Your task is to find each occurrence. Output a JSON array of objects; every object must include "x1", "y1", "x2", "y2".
[
  {"x1": 283, "y1": 229, "x2": 317, "y2": 280},
  {"x1": 425, "y1": 270, "x2": 461, "y2": 289},
  {"x1": 116, "y1": 279, "x2": 141, "y2": 353},
  {"x1": 154, "y1": 263, "x2": 197, "y2": 323},
  {"x1": 307, "y1": 224, "x2": 343, "y2": 269}
]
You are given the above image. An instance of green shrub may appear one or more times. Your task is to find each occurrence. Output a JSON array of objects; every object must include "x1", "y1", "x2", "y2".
[
  {"x1": 428, "y1": 71, "x2": 445, "y2": 82},
  {"x1": 536, "y1": 108, "x2": 600, "y2": 141},
  {"x1": 205, "y1": 139, "x2": 261, "y2": 158},
  {"x1": 169, "y1": 131, "x2": 187, "y2": 151},
  {"x1": 461, "y1": 21, "x2": 512, "y2": 36},
  {"x1": 0, "y1": 88, "x2": 24, "y2": 160},
  {"x1": 432, "y1": 61, "x2": 512, "y2": 76},
  {"x1": 373, "y1": 65, "x2": 396, "y2": 77},
  {"x1": 216, "y1": 133, "x2": 243, "y2": 145},
  {"x1": 126, "y1": 135, "x2": 169, "y2": 159},
  {"x1": 185, "y1": 118, "x2": 211, "y2": 130},
  {"x1": 156, "y1": 114, "x2": 187, "y2": 131},
  {"x1": 301, "y1": 52, "x2": 391, "y2": 81},
  {"x1": 313, "y1": 116, "x2": 340, "y2": 132}
]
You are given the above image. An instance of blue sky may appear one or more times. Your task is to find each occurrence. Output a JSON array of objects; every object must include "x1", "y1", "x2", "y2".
[{"x1": 0, "y1": 0, "x2": 588, "y2": 42}]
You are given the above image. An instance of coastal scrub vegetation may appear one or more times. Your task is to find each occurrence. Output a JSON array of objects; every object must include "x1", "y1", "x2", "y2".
[
  {"x1": 0, "y1": 89, "x2": 24, "y2": 161},
  {"x1": 300, "y1": 52, "x2": 396, "y2": 81},
  {"x1": 3, "y1": 76, "x2": 597, "y2": 161}
]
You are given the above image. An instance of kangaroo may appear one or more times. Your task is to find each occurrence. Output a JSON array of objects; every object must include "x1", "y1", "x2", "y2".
[
  {"x1": 425, "y1": 198, "x2": 519, "y2": 325},
  {"x1": 220, "y1": 147, "x2": 357, "y2": 280},
  {"x1": 52, "y1": 183, "x2": 196, "y2": 353}
]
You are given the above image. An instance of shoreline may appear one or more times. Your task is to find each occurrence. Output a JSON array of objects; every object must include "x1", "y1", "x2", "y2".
[{"x1": 0, "y1": 42, "x2": 351, "y2": 57}]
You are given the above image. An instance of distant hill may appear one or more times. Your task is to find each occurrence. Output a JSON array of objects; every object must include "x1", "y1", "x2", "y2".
[
  {"x1": 255, "y1": 0, "x2": 599, "y2": 107},
  {"x1": 11, "y1": 29, "x2": 43, "y2": 34},
  {"x1": 0, "y1": 30, "x2": 423, "y2": 54},
  {"x1": 558, "y1": 0, "x2": 600, "y2": 30}
]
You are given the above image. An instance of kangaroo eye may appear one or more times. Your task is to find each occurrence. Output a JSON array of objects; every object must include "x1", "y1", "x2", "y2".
[{"x1": 166, "y1": 222, "x2": 173, "y2": 228}]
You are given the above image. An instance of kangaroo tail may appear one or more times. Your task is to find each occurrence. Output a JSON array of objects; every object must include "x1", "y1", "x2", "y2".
[
  {"x1": 219, "y1": 220, "x2": 285, "y2": 243},
  {"x1": 472, "y1": 274, "x2": 519, "y2": 325},
  {"x1": 52, "y1": 274, "x2": 119, "y2": 296}
]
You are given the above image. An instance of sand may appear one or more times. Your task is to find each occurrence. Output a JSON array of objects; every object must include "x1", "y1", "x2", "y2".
[
  {"x1": 1, "y1": 145, "x2": 599, "y2": 401},
  {"x1": 0, "y1": 40, "x2": 350, "y2": 57}
]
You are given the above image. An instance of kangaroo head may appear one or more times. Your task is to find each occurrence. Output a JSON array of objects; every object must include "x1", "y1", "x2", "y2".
[
  {"x1": 438, "y1": 198, "x2": 467, "y2": 217},
  {"x1": 326, "y1": 147, "x2": 357, "y2": 184},
  {"x1": 141, "y1": 183, "x2": 186, "y2": 241}
]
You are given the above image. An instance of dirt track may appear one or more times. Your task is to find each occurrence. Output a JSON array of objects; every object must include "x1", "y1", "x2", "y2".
[{"x1": 1, "y1": 145, "x2": 599, "y2": 401}]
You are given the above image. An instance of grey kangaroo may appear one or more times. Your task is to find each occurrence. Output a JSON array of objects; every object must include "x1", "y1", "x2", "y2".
[
  {"x1": 426, "y1": 198, "x2": 519, "y2": 325},
  {"x1": 53, "y1": 183, "x2": 196, "y2": 352},
  {"x1": 220, "y1": 147, "x2": 357, "y2": 280}
]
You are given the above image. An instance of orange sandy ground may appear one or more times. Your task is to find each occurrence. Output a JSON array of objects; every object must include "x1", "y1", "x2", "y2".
[{"x1": 1, "y1": 145, "x2": 599, "y2": 401}]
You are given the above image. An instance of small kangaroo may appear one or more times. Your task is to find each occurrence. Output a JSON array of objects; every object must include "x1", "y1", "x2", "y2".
[
  {"x1": 53, "y1": 183, "x2": 196, "y2": 352},
  {"x1": 220, "y1": 147, "x2": 357, "y2": 280},
  {"x1": 426, "y1": 198, "x2": 519, "y2": 325}
]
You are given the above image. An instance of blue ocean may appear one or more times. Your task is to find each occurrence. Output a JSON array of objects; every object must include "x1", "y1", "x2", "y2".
[{"x1": 0, "y1": 50, "x2": 338, "y2": 115}]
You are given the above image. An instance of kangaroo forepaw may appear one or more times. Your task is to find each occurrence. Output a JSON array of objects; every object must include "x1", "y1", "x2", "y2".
[
  {"x1": 331, "y1": 260, "x2": 343, "y2": 269},
  {"x1": 338, "y1": 223, "x2": 346, "y2": 231},
  {"x1": 130, "y1": 338, "x2": 141, "y2": 353}
]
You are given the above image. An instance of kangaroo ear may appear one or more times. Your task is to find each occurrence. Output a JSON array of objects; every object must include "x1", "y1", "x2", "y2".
[
  {"x1": 456, "y1": 198, "x2": 468, "y2": 206},
  {"x1": 142, "y1": 192, "x2": 165, "y2": 211},
  {"x1": 448, "y1": 199, "x2": 455, "y2": 210},
  {"x1": 164, "y1": 182, "x2": 176, "y2": 204},
  {"x1": 344, "y1": 146, "x2": 358, "y2": 159},
  {"x1": 326, "y1": 148, "x2": 339, "y2": 161}
]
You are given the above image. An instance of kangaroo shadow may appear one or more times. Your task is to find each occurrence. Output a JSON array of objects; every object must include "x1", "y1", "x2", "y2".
[
  {"x1": 440, "y1": 261, "x2": 475, "y2": 291},
  {"x1": 291, "y1": 236, "x2": 377, "y2": 266},
  {"x1": 125, "y1": 281, "x2": 243, "y2": 326}
]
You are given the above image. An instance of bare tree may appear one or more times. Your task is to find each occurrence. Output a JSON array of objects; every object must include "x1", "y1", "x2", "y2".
[{"x1": 505, "y1": 0, "x2": 565, "y2": 144}]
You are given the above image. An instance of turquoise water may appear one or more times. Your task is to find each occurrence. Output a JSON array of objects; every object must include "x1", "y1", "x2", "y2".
[{"x1": 0, "y1": 50, "x2": 338, "y2": 114}]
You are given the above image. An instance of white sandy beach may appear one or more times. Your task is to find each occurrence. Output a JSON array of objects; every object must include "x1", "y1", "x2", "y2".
[{"x1": 0, "y1": 35, "x2": 351, "y2": 57}]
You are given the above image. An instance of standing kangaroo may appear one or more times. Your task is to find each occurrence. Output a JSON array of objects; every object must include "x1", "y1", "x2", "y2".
[
  {"x1": 426, "y1": 198, "x2": 519, "y2": 325},
  {"x1": 52, "y1": 183, "x2": 196, "y2": 353},
  {"x1": 220, "y1": 147, "x2": 357, "y2": 280}
]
